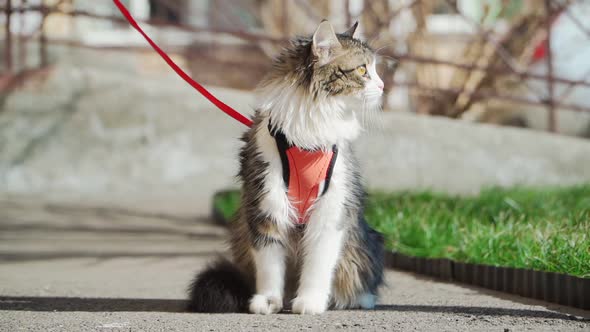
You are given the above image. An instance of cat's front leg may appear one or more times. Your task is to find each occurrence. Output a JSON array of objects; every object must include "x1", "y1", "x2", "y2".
[
  {"x1": 249, "y1": 240, "x2": 286, "y2": 314},
  {"x1": 292, "y1": 188, "x2": 346, "y2": 314},
  {"x1": 292, "y1": 227, "x2": 344, "y2": 314},
  {"x1": 248, "y1": 118, "x2": 292, "y2": 314}
]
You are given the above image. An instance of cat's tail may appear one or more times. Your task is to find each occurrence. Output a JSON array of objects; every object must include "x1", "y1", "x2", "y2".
[{"x1": 187, "y1": 258, "x2": 253, "y2": 313}]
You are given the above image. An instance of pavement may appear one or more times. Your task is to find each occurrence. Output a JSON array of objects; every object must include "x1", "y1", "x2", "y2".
[{"x1": 0, "y1": 196, "x2": 588, "y2": 332}]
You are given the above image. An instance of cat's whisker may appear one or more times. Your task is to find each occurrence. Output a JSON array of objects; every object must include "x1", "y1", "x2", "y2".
[
  {"x1": 366, "y1": 33, "x2": 391, "y2": 50},
  {"x1": 374, "y1": 43, "x2": 395, "y2": 55},
  {"x1": 377, "y1": 55, "x2": 399, "y2": 69},
  {"x1": 361, "y1": 95, "x2": 370, "y2": 129}
]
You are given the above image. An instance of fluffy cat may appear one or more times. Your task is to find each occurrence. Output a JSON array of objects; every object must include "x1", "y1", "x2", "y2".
[{"x1": 188, "y1": 20, "x2": 385, "y2": 315}]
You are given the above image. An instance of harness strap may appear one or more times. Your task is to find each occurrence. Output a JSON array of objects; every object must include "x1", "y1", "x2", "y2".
[{"x1": 112, "y1": 0, "x2": 253, "y2": 128}]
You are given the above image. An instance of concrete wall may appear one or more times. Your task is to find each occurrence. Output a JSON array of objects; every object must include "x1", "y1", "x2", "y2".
[
  {"x1": 359, "y1": 113, "x2": 590, "y2": 195},
  {"x1": 1, "y1": 49, "x2": 589, "y2": 211}
]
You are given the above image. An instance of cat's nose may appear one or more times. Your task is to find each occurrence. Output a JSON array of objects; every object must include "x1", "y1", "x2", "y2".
[{"x1": 377, "y1": 81, "x2": 384, "y2": 90}]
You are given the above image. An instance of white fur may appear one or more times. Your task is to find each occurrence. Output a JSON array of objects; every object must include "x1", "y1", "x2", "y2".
[
  {"x1": 367, "y1": 59, "x2": 384, "y2": 92},
  {"x1": 363, "y1": 58, "x2": 385, "y2": 111},
  {"x1": 249, "y1": 294, "x2": 283, "y2": 315},
  {"x1": 257, "y1": 83, "x2": 361, "y2": 150},
  {"x1": 249, "y1": 243, "x2": 286, "y2": 314}
]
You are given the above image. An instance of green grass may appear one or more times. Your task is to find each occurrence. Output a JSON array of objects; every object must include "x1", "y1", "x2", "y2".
[
  {"x1": 213, "y1": 186, "x2": 590, "y2": 278},
  {"x1": 213, "y1": 190, "x2": 241, "y2": 222}
]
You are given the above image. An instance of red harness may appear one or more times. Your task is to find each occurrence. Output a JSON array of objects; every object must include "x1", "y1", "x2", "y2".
[{"x1": 270, "y1": 125, "x2": 338, "y2": 224}]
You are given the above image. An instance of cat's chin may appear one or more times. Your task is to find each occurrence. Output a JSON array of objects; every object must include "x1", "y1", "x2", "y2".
[
  {"x1": 339, "y1": 93, "x2": 382, "y2": 113},
  {"x1": 336, "y1": 93, "x2": 382, "y2": 130}
]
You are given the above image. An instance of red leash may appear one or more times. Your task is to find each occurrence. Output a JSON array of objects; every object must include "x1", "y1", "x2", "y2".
[{"x1": 112, "y1": 0, "x2": 253, "y2": 128}]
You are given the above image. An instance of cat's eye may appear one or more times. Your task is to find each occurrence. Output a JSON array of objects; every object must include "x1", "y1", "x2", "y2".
[{"x1": 357, "y1": 66, "x2": 366, "y2": 76}]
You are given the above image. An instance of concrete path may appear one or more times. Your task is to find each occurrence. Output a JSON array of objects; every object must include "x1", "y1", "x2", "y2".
[{"x1": 0, "y1": 197, "x2": 588, "y2": 332}]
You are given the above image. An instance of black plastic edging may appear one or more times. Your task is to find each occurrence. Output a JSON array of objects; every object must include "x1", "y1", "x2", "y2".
[
  {"x1": 385, "y1": 252, "x2": 589, "y2": 310},
  {"x1": 210, "y1": 198, "x2": 589, "y2": 311}
]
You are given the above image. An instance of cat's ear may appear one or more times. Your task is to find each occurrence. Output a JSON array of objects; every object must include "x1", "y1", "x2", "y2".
[
  {"x1": 312, "y1": 20, "x2": 342, "y2": 66},
  {"x1": 342, "y1": 21, "x2": 359, "y2": 38}
]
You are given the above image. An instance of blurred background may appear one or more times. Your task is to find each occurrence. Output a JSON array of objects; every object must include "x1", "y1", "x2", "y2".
[
  {"x1": 1, "y1": 2, "x2": 590, "y2": 327},
  {"x1": 1, "y1": 0, "x2": 590, "y2": 210}
]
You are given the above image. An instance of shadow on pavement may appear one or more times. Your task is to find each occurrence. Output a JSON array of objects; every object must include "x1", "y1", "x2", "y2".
[
  {"x1": 0, "y1": 223, "x2": 225, "y2": 239},
  {"x1": 0, "y1": 296, "x2": 587, "y2": 321},
  {"x1": 0, "y1": 199, "x2": 202, "y2": 225},
  {"x1": 374, "y1": 305, "x2": 589, "y2": 321},
  {"x1": 0, "y1": 296, "x2": 188, "y2": 313},
  {"x1": 0, "y1": 250, "x2": 220, "y2": 262}
]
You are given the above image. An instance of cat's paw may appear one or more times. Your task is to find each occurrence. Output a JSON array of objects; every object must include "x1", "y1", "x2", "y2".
[
  {"x1": 249, "y1": 294, "x2": 283, "y2": 314},
  {"x1": 291, "y1": 293, "x2": 328, "y2": 315}
]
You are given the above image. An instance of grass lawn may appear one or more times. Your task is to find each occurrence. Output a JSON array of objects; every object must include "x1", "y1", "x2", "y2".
[{"x1": 213, "y1": 186, "x2": 590, "y2": 278}]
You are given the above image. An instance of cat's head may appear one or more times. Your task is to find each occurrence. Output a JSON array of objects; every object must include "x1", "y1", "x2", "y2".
[
  {"x1": 261, "y1": 20, "x2": 384, "y2": 111},
  {"x1": 309, "y1": 20, "x2": 384, "y2": 108},
  {"x1": 258, "y1": 21, "x2": 384, "y2": 148}
]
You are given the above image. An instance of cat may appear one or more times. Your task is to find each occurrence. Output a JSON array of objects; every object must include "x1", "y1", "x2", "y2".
[{"x1": 188, "y1": 20, "x2": 385, "y2": 315}]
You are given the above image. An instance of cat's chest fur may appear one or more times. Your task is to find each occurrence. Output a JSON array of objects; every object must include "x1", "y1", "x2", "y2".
[{"x1": 253, "y1": 116, "x2": 351, "y2": 230}]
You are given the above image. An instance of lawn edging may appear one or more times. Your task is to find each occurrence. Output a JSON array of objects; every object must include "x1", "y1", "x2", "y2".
[
  {"x1": 210, "y1": 190, "x2": 589, "y2": 310},
  {"x1": 385, "y1": 252, "x2": 589, "y2": 310}
]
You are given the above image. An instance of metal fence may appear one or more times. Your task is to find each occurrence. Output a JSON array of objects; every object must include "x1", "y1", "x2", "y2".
[{"x1": 2, "y1": 0, "x2": 590, "y2": 133}]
